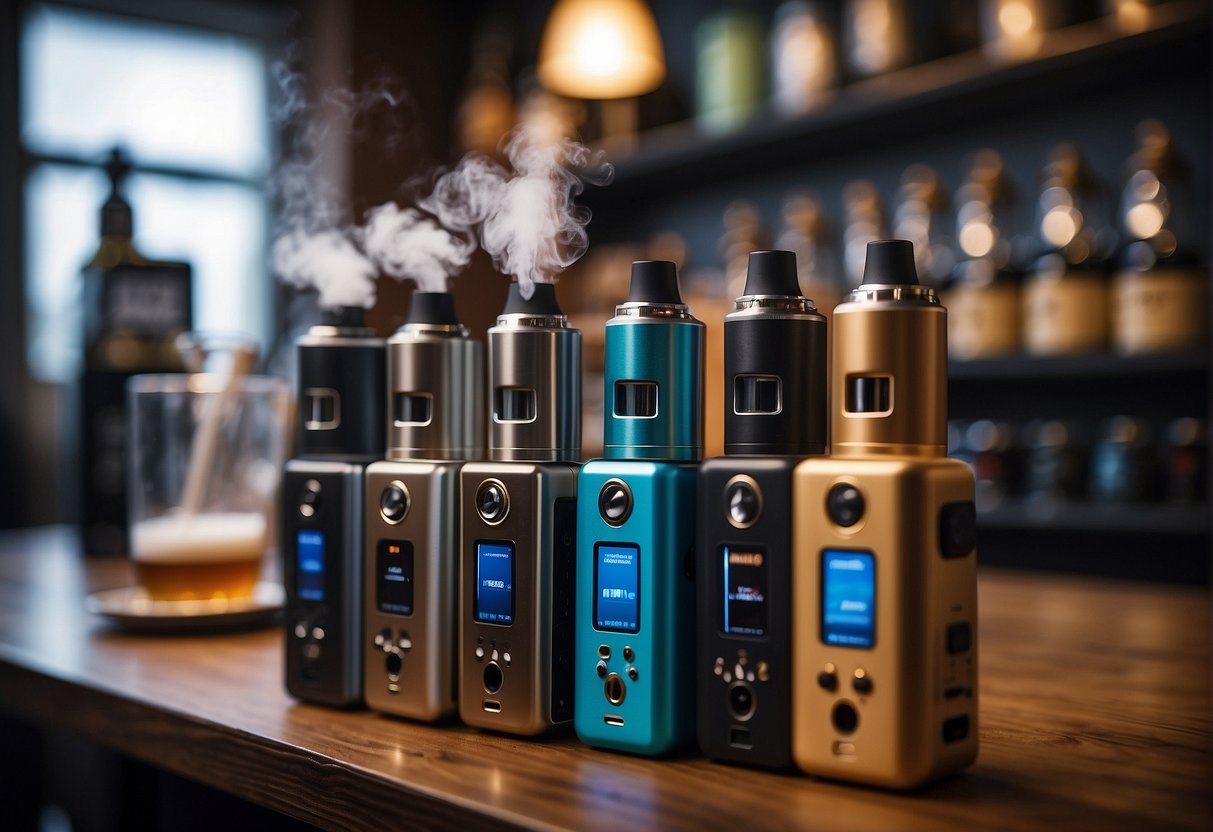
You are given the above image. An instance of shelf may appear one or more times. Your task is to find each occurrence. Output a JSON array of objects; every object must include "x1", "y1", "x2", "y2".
[
  {"x1": 588, "y1": 2, "x2": 1207, "y2": 204},
  {"x1": 979, "y1": 499, "x2": 1209, "y2": 535},
  {"x1": 948, "y1": 349, "x2": 1210, "y2": 382}
]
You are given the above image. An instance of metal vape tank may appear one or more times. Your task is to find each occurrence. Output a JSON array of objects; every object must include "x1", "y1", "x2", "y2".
[
  {"x1": 574, "y1": 261, "x2": 704, "y2": 755},
  {"x1": 363, "y1": 292, "x2": 484, "y2": 721},
  {"x1": 458, "y1": 283, "x2": 580, "y2": 735},
  {"x1": 283, "y1": 306, "x2": 386, "y2": 707},
  {"x1": 792, "y1": 240, "x2": 978, "y2": 788},
  {"x1": 697, "y1": 250, "x2": 827, "y2": 768}
]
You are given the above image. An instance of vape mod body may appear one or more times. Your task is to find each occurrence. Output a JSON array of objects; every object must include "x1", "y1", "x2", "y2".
[
  {"x1": 283, "y1": 310, "x2": 385, "y2": 707},
  {"x1": 459, "y1": 284, "x2": 581, "y2": 735},
  {"x1": 575, "y1": 261, "x2": 704, "y2": 755},
  {"x1": 792, "y1": 241, "x2": 979, "y2": 789},
  {"x1": 363, "y1": 293, "x2": 484, "y2": 721},
  {"x1": 697, "y1": 251, "x2": 827, "y2": 769}
]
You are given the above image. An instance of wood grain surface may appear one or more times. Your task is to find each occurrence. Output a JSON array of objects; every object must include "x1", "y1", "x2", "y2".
[{"x1": 0, "y1": 527, "x2": 1208, "y2": 831}]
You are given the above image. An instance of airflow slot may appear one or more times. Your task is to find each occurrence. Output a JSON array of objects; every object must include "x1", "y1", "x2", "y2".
[
  {"x1": 604, "y1": 715, "x2": 625, "y2": 727},
  {"x1": 304, "y1": 388, "x2": 340, "y2": 430},
  {"x1": 614, "y1": 381, "x2": 658, "y2": 418},
  {"x1": 734, "y1": 375, "x2": 781, "y2": 415},
  {"x1": 944, "y1": 686, "x2": 964, "y2": 700},
  {"x1": 395, "y1": 393, "x2": 432, "y2": 425},
  {"x1": 494, "y1": 387, "x2": 536, "y2": 422},
  {"x1": 845, "y1": 375, "x2": 892, "y2": 414},
  {"x1": 482, "y1": 700, "x2": 502, "y2": 713}
]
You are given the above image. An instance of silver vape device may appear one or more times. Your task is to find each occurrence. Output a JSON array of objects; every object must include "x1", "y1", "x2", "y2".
[
  {"x1": 459, "y1": 283, "x2": 581, "y2": 734},
  {"x1": 363, "y1": 292, "x2": 484, "y2": 721}
]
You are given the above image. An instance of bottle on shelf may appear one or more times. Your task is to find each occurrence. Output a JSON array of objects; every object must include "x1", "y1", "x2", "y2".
[
  {"x1": 771, "y1": 1, "x2": 838, "y2": 114},
  {"x1": 719, "y1": 200, "x2": 771, "y2": 299},
  {"x1": 943, "y1": 149, "x2": 1021, "y2": 360},
  {"x1": 841, "y1": 179, "x2": 886, "y2": 287},
  {"x1": 1110, "y1": 119, "x2": 1208, "y2": 355},
  {"x1": 80, "y1": 148, "x2": 193, "y2": 555},
  {"x1": 842, "y1": 0, "x2": 911, "y2": 78},
  {"x1": 1090, "y1": 416, "x2": 1158, "y2": 503},
  {"x1": 1022, "y1": 142, "x2": 1114, "y2": 356},
  {"x1": 695, "y1": 0, "x2": 766, "y2": 133}
]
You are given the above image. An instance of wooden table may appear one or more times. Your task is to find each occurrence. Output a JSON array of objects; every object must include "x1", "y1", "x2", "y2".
[{"x1": 0, "y1": 527, "x2": 1208, "y2": 831}]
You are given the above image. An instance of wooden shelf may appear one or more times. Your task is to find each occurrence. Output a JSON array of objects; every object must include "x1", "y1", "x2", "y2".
[
  {"x1": 588, "y1": 2, "x2": 1207, "y2": 205},
  {"x1": 0, "y1": 527, "x2": 1209, "y2": 829},
  {"x1": 948, "y1": 349, "x2": 1209, "y2": 382}
]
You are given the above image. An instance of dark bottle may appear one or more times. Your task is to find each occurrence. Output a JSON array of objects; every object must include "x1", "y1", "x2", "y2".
[
  {"x1": 80, "y1": 148, "x2": 193, "y2": 554},
  {"x1": 1111, "y1": 120, "x2": 1207, "y2": 354},
  {"x1": 1022, "y1": 143, "x2": 1113, "y2": 356}
]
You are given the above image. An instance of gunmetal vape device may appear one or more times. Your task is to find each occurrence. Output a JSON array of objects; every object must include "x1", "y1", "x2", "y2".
[
  {"x1": 697, "y1": 250, "x2": 827, "y2": 768},
  {"x1": 574, "y1": 261, "x2": 704, "y2": 755},
  {"x1": 459, "y1": 283, "x2": 580, "y2": 735},
  {"x1": 793, "y1": 240, "x2": 978, "y2": 788},
  {"x1": 363, "y1": 292, "x2": 484, "y2": 721},
  {"x1": 283, "y1": 306, "x2": 386, "y2": 707}
]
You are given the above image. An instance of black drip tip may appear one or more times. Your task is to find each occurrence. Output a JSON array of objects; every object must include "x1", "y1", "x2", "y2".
[
  {"x1": 325, "y1": 306, "x2": 367, "y2": 328},
  {"x1": 861, "y1": 240, "x2": 920, "y2": 285},
  {"x1": 628, "y1": 260, "x2": 682, "y2": 304},
  {"x1": 406, "y1": 291, "x2": 460, "y2": 325},
  {"x1": 502, "y1": 282, "x2": 564, "y2": 316},
  {"x1": 743, "y1": 250, "x2": 803, "y2": 297}
]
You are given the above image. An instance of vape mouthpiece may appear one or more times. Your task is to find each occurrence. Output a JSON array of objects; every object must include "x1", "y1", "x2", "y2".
[
  {"x1": 325, "y1": 306, "x2": 368, "y2": 329},
  {"x1": 743, "y1": 250, "x2": 803, "y2": 297},
  {"x1": 502, "y1": 282, "x2": 564, "y2": 316},
  {"x1": 406, "y1": 292, "x2": 461, "y2": 326},
  {"x1": 628, "y1": 261, "x2": 683, "y2": 305},
  {"x1": 861, "y1": 240, "x2": 920, "y2": 286}
]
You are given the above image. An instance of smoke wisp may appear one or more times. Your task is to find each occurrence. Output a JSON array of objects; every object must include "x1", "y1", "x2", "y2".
[{"x1": 360, "y1": 203, "x2": 475, "y2": 293}]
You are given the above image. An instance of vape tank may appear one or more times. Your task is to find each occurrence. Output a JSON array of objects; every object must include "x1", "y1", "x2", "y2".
[
  {"x1": 792, "y1": 240, "x2": 978, "y2": 788},
  {"x1": 283, "y1": 306, "x2": 386, "y2": 707},
  {"x1": 458, "y1": 283, "x2": 580, "y2": 735},
  {"x1": 574, "y1": 261, "x2": 704, "y2": 755},
  {"x1": 697, "y1": 250, "x2": 827, "y2": 768},
  {"x1": 362, "y1": 292, "x2": 484, "y2": 721}
]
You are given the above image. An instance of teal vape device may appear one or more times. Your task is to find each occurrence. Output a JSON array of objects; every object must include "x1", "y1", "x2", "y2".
[{"x1": 574, "y1": 260, "x2": 705, "y2": 755}]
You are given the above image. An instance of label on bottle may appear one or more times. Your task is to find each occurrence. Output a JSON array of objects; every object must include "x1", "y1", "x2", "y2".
[
  {"x1": 1112, "y1": 267, "x2": 1209, "y2": 354},
  {"x1": 1023, "y1": 273, "x2": 1108, "y2": 356}
]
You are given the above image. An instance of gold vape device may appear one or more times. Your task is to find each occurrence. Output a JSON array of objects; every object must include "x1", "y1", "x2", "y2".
[{"x1": 792, "y1": 240, "x2": 978, "y2": 789}]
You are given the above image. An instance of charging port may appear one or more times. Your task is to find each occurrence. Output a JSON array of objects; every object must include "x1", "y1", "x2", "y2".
[
  {"x1": 728, "y1": 727, "x2": 752, "y2": 749},
  {"x1": 604, "y1": 715, "x2": 625, "y2": 727},
  {"x1": 482, "y1": 700, "x2": 502, "y2": 713}
]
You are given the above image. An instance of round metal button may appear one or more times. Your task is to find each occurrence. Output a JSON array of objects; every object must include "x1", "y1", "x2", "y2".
[
  {"x1": 380, "y1": 481, "x2": 409, "y2": 524},
  {"x1": 826, "y1": 483, "x2": 865, "y2": 528},
  {"x1": 476, "y1": 479, "x2": 509, "y2": 524},
  {"x1": 725, "y1": 475, "x2": 762, "y2": 529},
  {"x1": 599, "y1": 479, "x2": 632, "y2": 526}
]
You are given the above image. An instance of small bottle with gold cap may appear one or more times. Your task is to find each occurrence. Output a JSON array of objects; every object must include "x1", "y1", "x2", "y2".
[{"x1": 792, "y1": 239, "x2": 979, "y2": 789}]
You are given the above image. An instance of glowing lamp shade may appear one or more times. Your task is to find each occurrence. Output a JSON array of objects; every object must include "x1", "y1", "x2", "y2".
[{"x1": 537, "y1": 0, "x2": 666, "y2": 100}]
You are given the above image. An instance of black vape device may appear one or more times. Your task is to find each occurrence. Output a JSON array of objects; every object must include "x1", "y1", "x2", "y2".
[
  {"x1": 697, "y1": 250, "x2": 827, "y2": 768},
  {"x1": 283, "y1": 307, "x2": 385, "y2": 707},
  {"x1": 459, "y1": 283, "x2": 580, "y2": 735}
]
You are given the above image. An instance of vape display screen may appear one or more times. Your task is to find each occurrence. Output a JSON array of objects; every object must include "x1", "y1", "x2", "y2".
[
  {"x1": 296, "y1": 530, "x2": 325, "y2": 602},
  {"x1": 376, "y1": 539, "x2": 414, "y2": 615},
  {"x1": 475, "y1": 541, "x2": 515, "y2": 624},
  {"x1": 722, "y1": 547, "x2": 767, "y2": 637},
  {"x1": 595, "y1": 543, "x2": 640, "y2": 633},
  {"x1": 821, "y1": 550, "x2": 876, "y2": 648}
]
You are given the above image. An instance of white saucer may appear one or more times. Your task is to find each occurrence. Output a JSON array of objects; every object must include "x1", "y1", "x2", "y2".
[{"x1": 86, "y1": 582, "x2": 285, "y2": 632}]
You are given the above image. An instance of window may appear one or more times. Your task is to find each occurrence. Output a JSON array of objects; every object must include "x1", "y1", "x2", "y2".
[{"x1": 21, "y1": 3, "x2": 272, "y2": 382}]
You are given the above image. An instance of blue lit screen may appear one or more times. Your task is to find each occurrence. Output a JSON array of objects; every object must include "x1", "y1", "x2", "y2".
[
  {"x1": 475, "y1": 541, "x2": 514, "y2": 624},
  {"x1": 821, "y1": 550, "x2": 875, "y2": 648},
  {"x1": 296, "y1": 530, "x2": 325, "y2": 602},
  {"x1": 595, "y1": 543, "x2": 640, "y2": 633}
]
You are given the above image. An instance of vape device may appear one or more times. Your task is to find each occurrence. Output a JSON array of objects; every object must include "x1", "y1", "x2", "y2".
[
  {"x1": 363, "y1": 292, "x2": 484, "y2": 721},
  {"x1": 697, "y1": 250, "x2": 827, "y2": 768},
  {"x1": 792, "y1": 240, "x2": 978, "y2": 788},
  {"x1": 458, "y1": 283, "x2": 580, "y2": 735},
  {"x1": 283, "y1": 307, "x2": 386, "y2": 707},
  {"x1": 574, "y1": 261, "x2": 704, "y2": 755}
]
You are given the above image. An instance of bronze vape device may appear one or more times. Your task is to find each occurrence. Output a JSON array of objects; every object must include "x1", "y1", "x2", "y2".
[
  {"x1": 792, "y1": 240, "x2": 978, "y2": 789},
  {"x1": 458, "y1": 283, "x2": 580, "y2": 735},
  {"x1": 363, "y1": 292, "x2": 484, "y2": 721}
]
